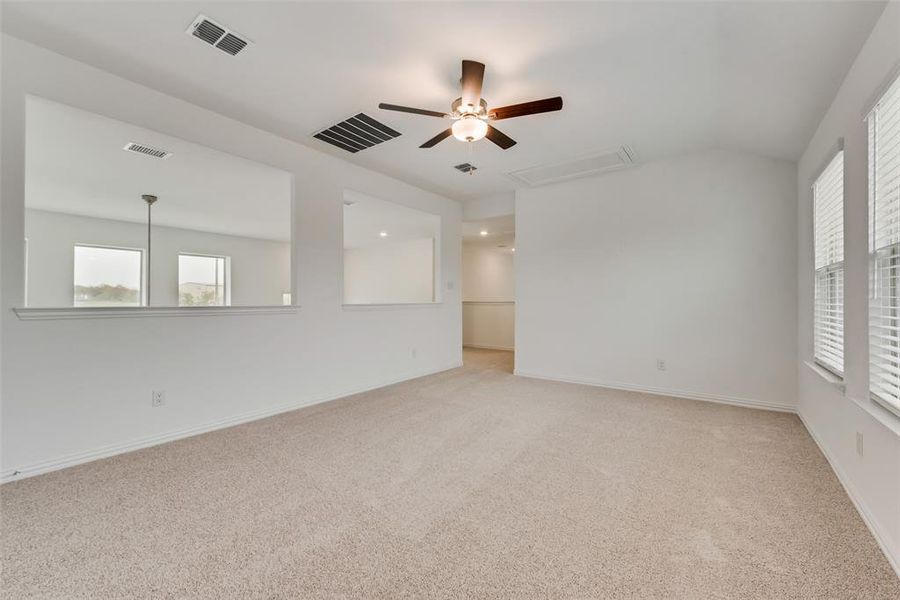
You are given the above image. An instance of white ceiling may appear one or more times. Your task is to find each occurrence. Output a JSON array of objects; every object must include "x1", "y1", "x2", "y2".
[
  {"x1": 3, "y1": 1, "x2": 886, "y2": 201},
  {"x1": 343, "y1": 191, "x2": 440, "y2": 249},
  {"x1": 26, "y1": 96, "x2": 292, "y2": 240}
]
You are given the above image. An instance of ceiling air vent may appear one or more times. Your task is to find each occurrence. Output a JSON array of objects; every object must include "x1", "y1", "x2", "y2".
[
  {"x1": 313, "y1": 113, "x2": 401, "y2": 153},
  {"x1": 123, "y1": 142, "x2": 172, "y2": 160},
  {"x1": 508, "y1": 146, "x2": 637, "y2": 187},
  {"x1": 186, "y1": 15, "x2": 251, "y2": 56},
  {"x1": 454, "y1": 163, "x2": 477, "y2": 174}
]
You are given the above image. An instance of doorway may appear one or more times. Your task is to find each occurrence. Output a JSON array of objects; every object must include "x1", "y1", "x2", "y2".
[{"x1": 461, "y1": 214, "x2": 515, "y2": 372}]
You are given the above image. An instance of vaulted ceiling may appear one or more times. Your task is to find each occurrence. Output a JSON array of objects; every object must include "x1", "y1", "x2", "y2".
[{"x1": 2, "y1": 1, "x2": 886, "y2": 201}]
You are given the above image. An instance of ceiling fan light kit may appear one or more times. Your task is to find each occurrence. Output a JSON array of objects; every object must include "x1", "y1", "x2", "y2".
[
  {"x1": 452, "y1": 117, "x2": 488, "y2": 142},
  {"x1": 379, "y1": 59, "x2": 563, "y2": 151}
]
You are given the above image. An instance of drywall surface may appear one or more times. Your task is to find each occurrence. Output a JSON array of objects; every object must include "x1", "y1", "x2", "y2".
[
  {"x1": 0, "y1": 35, "x2": 461, "y2": 479},
  {"x1": 343, "y1": 238, "x2": 434, "y2": 304},
  {"x1": 25, "y1": 209, "x2": 290, "y2": 307},
  {"x1": 515, "y1": 148, "x2": 797, "y2": 411},
  {"x1": 462, "y1": 192, "x2": 515, "y2": 221},
  {"x1": 796, "y1": 2, "x2": 900, "y2": 575}
]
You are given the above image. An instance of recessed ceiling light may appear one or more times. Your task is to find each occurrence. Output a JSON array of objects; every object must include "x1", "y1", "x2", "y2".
[
  {"x1": 480, "y1": 230, "x2": 488, "y2": 236},
  {"x1": 511, "y1": 248, "x2": 516, "y2": 252},
  {"x1": 380, "y1": 231, "x2": 388, "y2": 237}
]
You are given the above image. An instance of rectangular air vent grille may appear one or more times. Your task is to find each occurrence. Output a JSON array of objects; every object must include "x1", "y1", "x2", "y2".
[
  {"x1": 508, "y1": 146, "x2": 637, "y2": 187},
  {"x1": 313, "y1": 113, "x2": 401, "y2": 153},
  {"x1": 216, "y1": 33, "x2": 248, "y2": 56},
  {"x1": 123, "y1": 142, "x2": 172, "y2": 160},
  {"x1": 454, "y1": 163, "x2": 477, "y2": 173},
  {"x1": 187, "y1": 15, "x2": 251, "y2": 56}
]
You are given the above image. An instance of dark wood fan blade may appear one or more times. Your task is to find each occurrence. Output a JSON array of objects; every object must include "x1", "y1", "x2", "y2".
[
  {"x1": 489, "y1": 97, "x2": 563, "y2": 120},
  {"x1": 420, "y1": 128, "x2": 453, "y2": 148},
  {"x1": 460, "y1": 60, "x2": 486, "y2": 108},
  {"x1": 485, "y1": 125, "x2": 516, "y2": 149},
  {"x1": 379, "y1": 103, "x2": 448, "y2": 118}
]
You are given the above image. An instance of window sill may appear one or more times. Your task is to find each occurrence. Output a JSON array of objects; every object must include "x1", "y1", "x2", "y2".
[
  {"x1": 848, "y1": 395, "x2": 900, "y2": 436},
  {"x1": 342, "y1": 302, "x2": 442, "y2": 311},
  {"x1": 13, "y1": 305, "x2": 300, "y2": 320},
  {"x1": 804, "y1": 360, "x2": 846, "y2": 393}
]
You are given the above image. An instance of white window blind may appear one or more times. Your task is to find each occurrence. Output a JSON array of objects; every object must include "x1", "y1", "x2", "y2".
[
  {"x1": 813, "y1": 151, "x2": 845, "y2": 375},
  {"x1": 869, "y1": 74, "x2": 900, "y2": 414}
]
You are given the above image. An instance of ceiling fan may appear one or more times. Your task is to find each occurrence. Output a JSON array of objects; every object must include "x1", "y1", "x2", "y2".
[{"x1": 379, "y1": 60, "x2": 563, "y2": 150}]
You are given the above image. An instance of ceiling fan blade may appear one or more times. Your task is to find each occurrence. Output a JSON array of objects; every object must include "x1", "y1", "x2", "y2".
[
  {"x1": 485, "y1": 125, "x2": 516, "y2": 149},
  {"x1": 420, "y1": 128, "x2": 453, "y2": 148},
  {"x1": 489, "y1": 97, "x2": 563, "y2": 120},
  {"x1": 460, "y1": 60, "x2": 486, "y2": 108},
  {"x1": 379, "y1": 103, "x2": 448, "y2": 118}
]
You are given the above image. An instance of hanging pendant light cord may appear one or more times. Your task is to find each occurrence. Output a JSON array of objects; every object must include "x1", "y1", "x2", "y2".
[{"x1": 142, "y1": 195, "x2": 158, "y2": 306}]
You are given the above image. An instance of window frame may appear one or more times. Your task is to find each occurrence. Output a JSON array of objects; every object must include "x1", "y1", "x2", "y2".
[
  {"x1": 72, "y1": 243, "x2": 146, "y2": 308},
  {"x1": 177, "y1": 252, "x2": 231, "y2": 307},
  {"x1": 812, "y1": 149, "x2": 845, "y2": 378},
  {"x1": 867, "y1": 72, "x2": 900, "y2": 418}
]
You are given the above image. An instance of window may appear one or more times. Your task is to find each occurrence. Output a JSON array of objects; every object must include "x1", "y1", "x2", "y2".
[
  {"x1": 869, "y1": 74, "x2": 900, "y2": 414},
  {"x1": 178, "y1": 254, "x2": 229, "y2": 306},
  {"x1": 813, "y1": 151, "x2": 845, "y2": 376},
  {"x1": 73, "y1": 245, "x2": 143, "y2": 307}
]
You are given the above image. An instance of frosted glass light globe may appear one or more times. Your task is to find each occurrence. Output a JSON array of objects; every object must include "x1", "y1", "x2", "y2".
[{"x1": 452, "y1": 117, "x2": 488, "y2": 142}]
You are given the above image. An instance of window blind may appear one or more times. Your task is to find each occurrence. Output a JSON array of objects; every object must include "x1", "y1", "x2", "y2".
[
  {"x1": 869, "y1": 74, "x2": 900, "y2": 414},
  {"x1": 813, "y1": 151, "x2": 845, "y2": 375}
]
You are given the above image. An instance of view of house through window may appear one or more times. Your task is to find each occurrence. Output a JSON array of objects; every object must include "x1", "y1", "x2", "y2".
[
  {"x1": 179, "y1": 254, "x2": 229, "y2": 306},
  {"x1": 73, "y1": 245, "x2": 143, "y2": 307}
]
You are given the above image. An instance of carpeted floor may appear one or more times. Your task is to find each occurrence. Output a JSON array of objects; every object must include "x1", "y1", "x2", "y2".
[{"x1": 2, "y1": 349, "x2": 898, "y2": 599}]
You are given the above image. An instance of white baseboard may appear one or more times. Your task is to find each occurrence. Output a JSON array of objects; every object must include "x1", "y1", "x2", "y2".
[
  {"x1": 463, "y1": 343, "x2": 514, "y2": 351},
  {"x1": 513, "y1": 370, "x2": 796, "y2": 413},
  {"x1": 1, "y1": 361, "x2": 463, "y2": 483},
  {"x1": 797, "y1": 412, "x2": 900, "y2": 579}
]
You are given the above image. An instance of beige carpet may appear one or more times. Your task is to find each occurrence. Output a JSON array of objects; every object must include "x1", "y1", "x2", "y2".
[{"x1": 2, "y1": 349, "x2": 898, "y2": 599}]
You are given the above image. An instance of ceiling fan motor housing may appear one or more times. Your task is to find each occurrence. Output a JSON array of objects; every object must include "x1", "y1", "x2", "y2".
[{"x1": 451, "y1": 97, "x2": 488, "y2": 118}]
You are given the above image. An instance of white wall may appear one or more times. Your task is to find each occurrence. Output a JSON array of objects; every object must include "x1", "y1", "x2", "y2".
[
  {"x1": 515, "y1": 148, "x2": 797, "y2": 411},
  {"x1": 462, "y1": 192, "x2": 515, "y2": 221},
  {"x1": 0, "y1": 36, "x2": 462, "y2": 479},
  {"x1": 462, "y1": 243, "x2": 515, "y2": 350},
  {"x1": 462, "y1": 244, "x2": 515, "y2": 302},
  {"x1": 343, "y1": 238, "x2": 434, "y2": 304},
  {"x1": 796, "y1": 2, "x2": 900, "y2": 575},
  {"x1": 26, "y1": 209, "x2": 291, "y2": 307}
]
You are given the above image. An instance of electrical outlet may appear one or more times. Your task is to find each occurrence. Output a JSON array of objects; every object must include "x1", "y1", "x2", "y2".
[
  {"x1": 411, "y1": 348, "x2": 418, "y2": 359},
  {"x1": 152, "y1": 390, "x2": 166, "y2": 407},
  {"x1": 446, "y1": 281, "x2": 455, "y2": 291},
  {"x1": 856, "y1": 431, "x2": 864, "y2": 457},
  {"x1": 657, "y1": 359, "x2": 666, "y2": 371}
]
